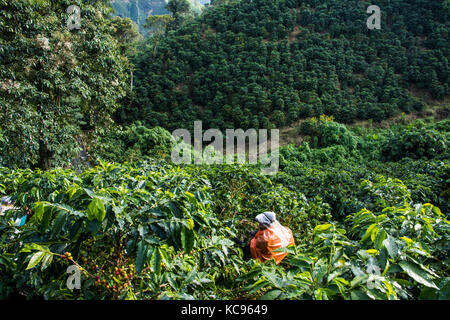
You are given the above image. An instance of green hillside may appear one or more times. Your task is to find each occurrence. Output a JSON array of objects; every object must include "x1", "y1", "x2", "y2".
[{"x1": 122, "y1": 0, "x2": 449, "y2": 131}]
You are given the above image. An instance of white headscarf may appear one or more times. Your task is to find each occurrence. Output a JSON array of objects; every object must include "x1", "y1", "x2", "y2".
[{"x1": 255, "y1": 211, "x2": 276, "y2": 228}]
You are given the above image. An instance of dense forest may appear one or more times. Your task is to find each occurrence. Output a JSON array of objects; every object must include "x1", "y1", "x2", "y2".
[
  {"x1": 0, "y1": 0, "x2": 448, "y2": 301},
  {"x1": 121, "y1": 0, "x2": 449, "y2": 131}
]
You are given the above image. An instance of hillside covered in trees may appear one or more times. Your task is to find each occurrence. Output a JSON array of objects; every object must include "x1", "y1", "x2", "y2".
[{"x1": 121, "y1": 0, "x2": 449, "y2": 132}]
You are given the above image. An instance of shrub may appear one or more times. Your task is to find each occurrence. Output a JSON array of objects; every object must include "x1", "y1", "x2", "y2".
[
  {"x1": 299, "y1": 116, "x2": 359, "y2": 152},
  {"x1": 381, "y1": 127, "x2": 447, "y2": 161}
]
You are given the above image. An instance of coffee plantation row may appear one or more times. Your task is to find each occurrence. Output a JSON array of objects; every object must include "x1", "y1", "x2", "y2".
[{"x1": 0, "y1": 139, "x2": 448, "y2": 299}]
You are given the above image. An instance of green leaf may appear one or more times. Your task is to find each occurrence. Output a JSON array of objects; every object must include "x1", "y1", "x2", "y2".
[
  {"x1": 167, "y1": 273, "x2": 179, "y2": 290},
  {"x1": 398, "y1": 261, "x2": 439, "y2": 289},
  {"x1": 21, "y1": 243, "x2": 48, "y2": 253},
  {"x1": 184, "y1": 269, "x2": 197, "y2": 285},
  {"x1": 165, "y1": 201, "x2": 183, "y2": 218},
  {"x1": 366, "y1": 249, "x2": 379, "y2": 255},
  {"x1": 181, "y1": 226, "x2": 195, "y2": 254},
  {"x1": 40, "y1": 253, "x2": 53, "y2": 271},
  {"x1": 370, "y1": 226, "x2": 379, "y2": 242},
  {"x1": 350, "y1": 276, "x2": 366, "y2": 288},
  {"x1": 287, "y1": 256, "x2": 312, "y2": 270},
  {"x1": 26, "y1": 251, "x2": 45, "y2": 270},
  {"x1": 50, "y1": 212, "x2": 67, "y2": 239},
  {"x1": 248, "y1": 278, "x2": 270, "y2": 293},
  {"x1": 237, "y1": 267, "x2": 263, "y2": 282},
  {"x1": 33, "y1": 202, "x2": 47, "y2": 222},
  {"x1": 40, "y1": 205, "x2": 54, "y2": 231},
  {"x1": 262, "y1": 271, "x2": 284, "y2": 288},
  {"x1": 135, "y1": 240, "x2": 147, "y2": 274},
  {"x1": 86, "y1": 197, "x2": 106, "y2": 222},
  {"x1": 382, "y1": 236, "x2": 399, "y2": 259},
  {"x1": 315, "y1": 287, "x2": 336, "y2": 300},
  {"x1": 313, "y1": 223, "x2": 333, "y2": 233},
  {"x1": 313, "y1": 262, "x2": 328, "y2": 285},
  {"x1": 400, "y1": 236, "x2": 413, "y2": 245},
  {"x1": 331, "y1": 248, "x2": 344, "y2": 264},
  {"x1": 374, "y1": 229, "x2": 387, "y2": 250},
  {"x1": 185, "y1": 191, "x2": 198, "y2": 206},
  {"x1": 361, "y1": 223, "x2": 377, "y2": 242},
  {"x1": 83, "y1": 188, "x2": 95, "y2": 198},
  {"x1": 151, "y1": 247, "x2": 162, "y2": 275},
  {"x1": 260, "y1": 289, "x2": 282, "y2": 300}
]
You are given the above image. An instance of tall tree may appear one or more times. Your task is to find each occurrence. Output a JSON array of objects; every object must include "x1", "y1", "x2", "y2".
[
  {"x1": 0, "y1": 0, "x2": 129, "y2": 169},
  {"x1": 144, "y1": 15, "x2": 175, "y2": 55},
  {"x1": 166, "y1": 0, "x2": 191, "y2": 29}
]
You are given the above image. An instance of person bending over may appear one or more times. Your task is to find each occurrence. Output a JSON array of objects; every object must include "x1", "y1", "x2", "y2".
[{"x1": 250, "y1": 211, "x2": 295, "y2": 264}]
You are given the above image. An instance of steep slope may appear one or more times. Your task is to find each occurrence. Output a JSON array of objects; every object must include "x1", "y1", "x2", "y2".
[{"x1": 123, "y1": 0, "x2": 449, "y2": 131}]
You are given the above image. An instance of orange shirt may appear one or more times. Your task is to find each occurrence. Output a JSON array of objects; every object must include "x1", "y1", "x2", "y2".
[{"x1": 250, "y1": 221, "x2": 295, "y2": 264}]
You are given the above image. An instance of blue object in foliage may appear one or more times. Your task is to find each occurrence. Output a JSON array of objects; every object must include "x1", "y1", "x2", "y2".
[{"x1": 18, "y1": 215, "x2": 27, "y2": 227}]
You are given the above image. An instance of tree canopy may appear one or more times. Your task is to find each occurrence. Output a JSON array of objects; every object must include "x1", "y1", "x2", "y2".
[
  {"x1": 120, "y1": 0, "x2": 449, "y2": 132},
  {"x1": 0, "y1": 0, "x2": 131, "y2": 169}
]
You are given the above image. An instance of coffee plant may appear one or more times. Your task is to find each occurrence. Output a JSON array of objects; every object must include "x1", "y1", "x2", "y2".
[{"x1": 0, "y1": 158, "x2": 448, "y2": 300}]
